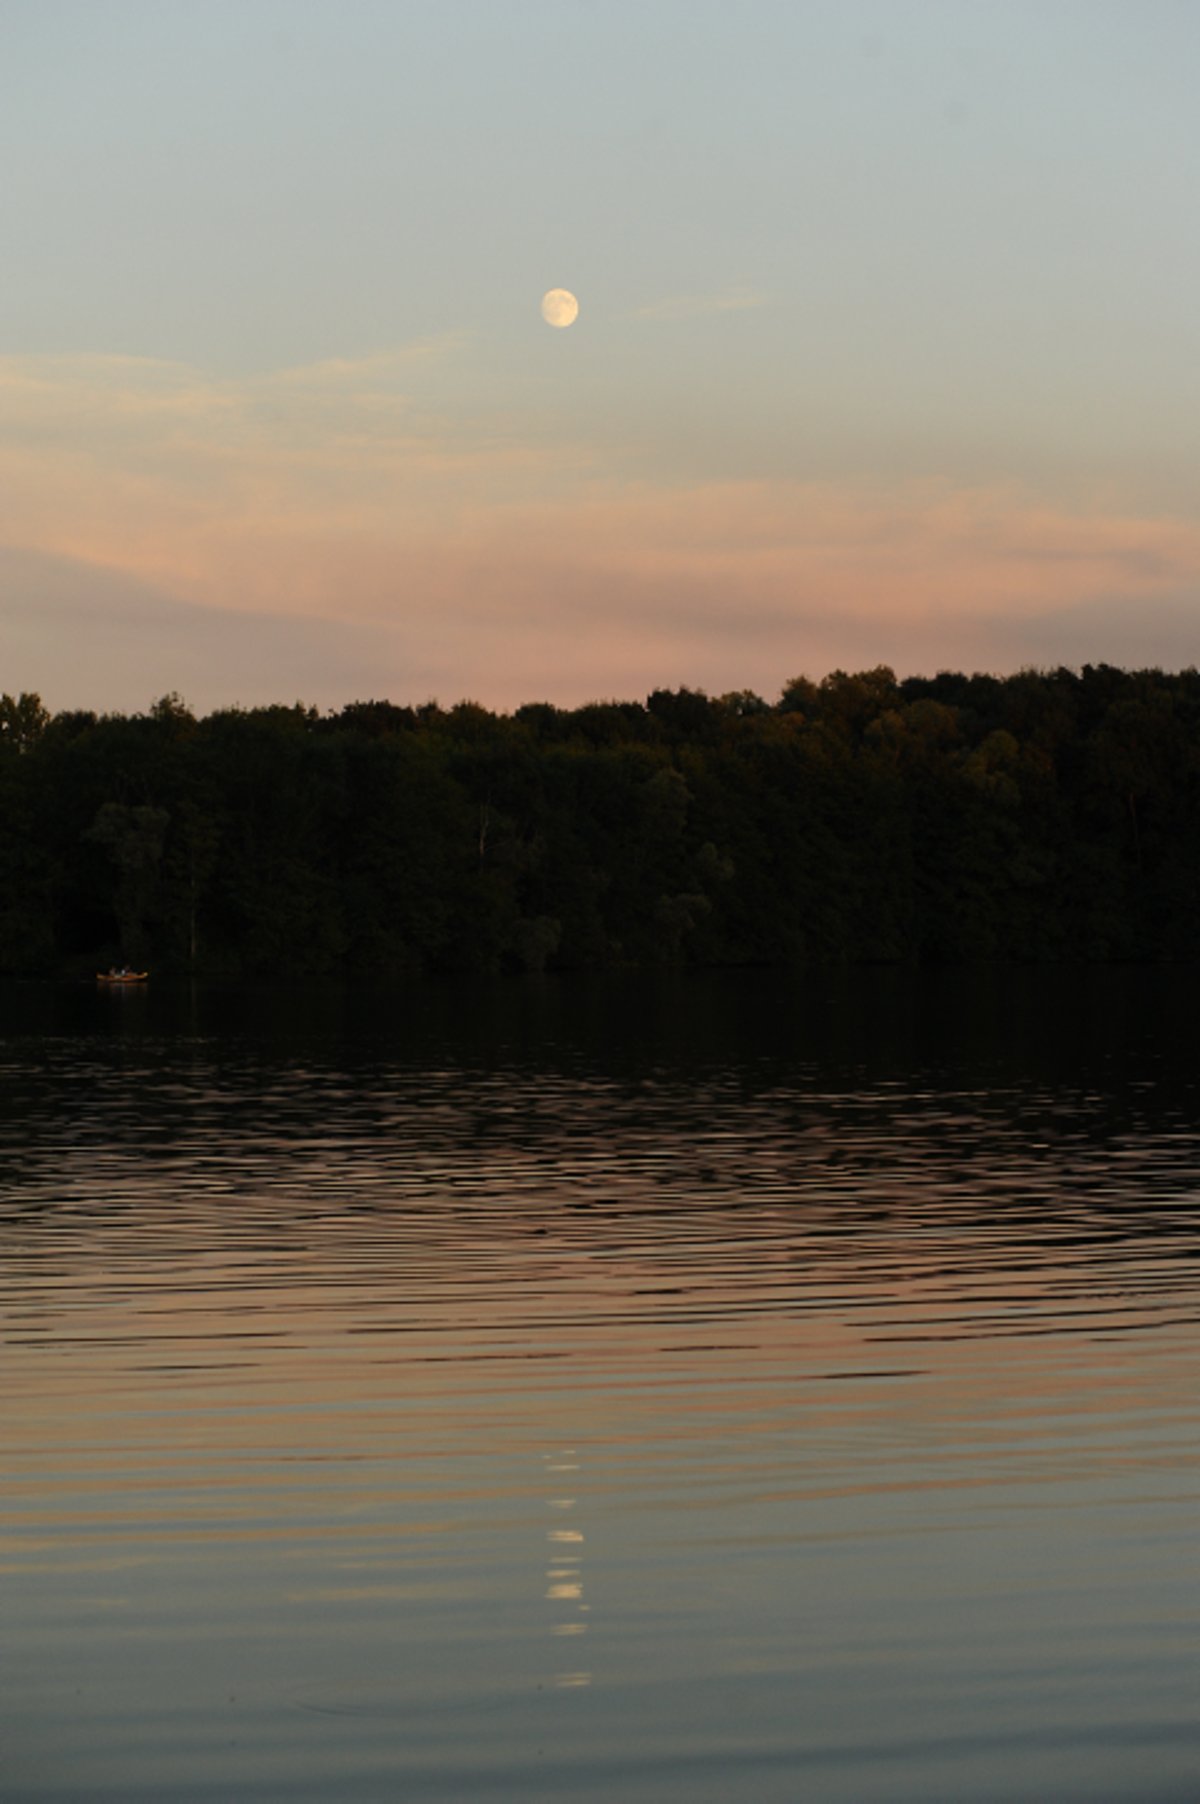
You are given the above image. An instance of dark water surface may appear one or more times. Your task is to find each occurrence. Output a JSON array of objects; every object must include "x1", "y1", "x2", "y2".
[{"x1": 3, "y1": 970, "x2": 1199, "y2": 1802}]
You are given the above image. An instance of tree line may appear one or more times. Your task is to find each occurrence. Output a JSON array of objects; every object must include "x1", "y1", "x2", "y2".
[{"x1": 2, "y1": 664, "x2": 1199, "y2": 977}]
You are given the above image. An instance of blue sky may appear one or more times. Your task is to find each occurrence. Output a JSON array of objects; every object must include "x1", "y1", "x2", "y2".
[{"x1": 2, "y1": 1, "x2": 1199, "y2": 711}]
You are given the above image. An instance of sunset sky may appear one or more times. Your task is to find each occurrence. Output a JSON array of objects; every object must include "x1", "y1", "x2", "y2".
[{"x1": 3, "y1": 0, "x2": 1199, "y2": 714}]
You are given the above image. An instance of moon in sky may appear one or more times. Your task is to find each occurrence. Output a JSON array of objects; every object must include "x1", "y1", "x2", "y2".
[{"x1": 541, "y1": 288, "x2": 579, "y2": 328}]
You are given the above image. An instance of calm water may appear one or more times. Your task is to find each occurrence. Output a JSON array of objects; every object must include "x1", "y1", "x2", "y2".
[{"x1": 3, "y1": 970, "x2": 1199, "y2": 1803}]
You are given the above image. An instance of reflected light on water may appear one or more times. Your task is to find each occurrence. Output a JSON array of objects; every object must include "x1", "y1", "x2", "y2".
[
  {"x1": 544, "y1": 1450, "x2": 591, "y2": 1686},
  {"x1": 2, "y1": 971, "x2": 1200, "y2": 1802}
]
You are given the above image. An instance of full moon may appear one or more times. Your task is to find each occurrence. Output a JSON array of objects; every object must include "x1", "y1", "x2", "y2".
[{"x1": 541, "y1": 288, "x2": 579, "y2": 328}]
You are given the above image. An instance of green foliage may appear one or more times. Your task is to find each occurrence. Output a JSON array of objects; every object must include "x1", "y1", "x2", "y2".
[
  {"x1": 83, "y1": 801, "x2": 171, "y2": 964},
  {"x1": 0, "y1": 692, "x2": 50, "y2": 754},
  {"x1": 5, "y1": 668, "x2": 1200, "y2": 974}
]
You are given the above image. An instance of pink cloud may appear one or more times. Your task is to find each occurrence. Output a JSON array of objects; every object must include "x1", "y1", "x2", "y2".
[{"x1": 3, "y1": 354, "x2": 1199, "y2": 709}]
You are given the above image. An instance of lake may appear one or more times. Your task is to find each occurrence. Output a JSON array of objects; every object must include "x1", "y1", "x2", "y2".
[{"x1": 3, "y1": 969, "x2": 1199, "y2": 1802}]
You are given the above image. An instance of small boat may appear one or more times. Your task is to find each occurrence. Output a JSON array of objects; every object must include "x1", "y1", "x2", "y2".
[{"x1": 96, "y1": 968, "x2": 149, "y2": 984}]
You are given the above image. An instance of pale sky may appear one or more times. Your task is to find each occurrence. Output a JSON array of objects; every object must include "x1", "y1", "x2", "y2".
[{"x1": 3, "y1": 0, "x2": 1199, "y2": 712}]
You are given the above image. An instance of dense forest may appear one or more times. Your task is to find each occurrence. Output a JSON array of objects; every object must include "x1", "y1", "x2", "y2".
[{"x1": 2, "y1": 664, "x2": 1199, "y2": 977}]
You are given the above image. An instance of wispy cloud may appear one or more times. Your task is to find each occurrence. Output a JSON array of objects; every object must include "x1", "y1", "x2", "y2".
[
  {"x1": 258, "y1": 337, "x2": 469, "y2": 392},
  {"x1": 0, "y1": 340, "x2": 467, "y2": 431},
  {"x1": 630, "y1": 286, "x2": 767, "y2": 321},
  {"x1": 0, "y1": 345, "x2": 587, "y2": 591},
  {"x1": 4, "y1": 350, "x2": 1200, "y2": 712}
]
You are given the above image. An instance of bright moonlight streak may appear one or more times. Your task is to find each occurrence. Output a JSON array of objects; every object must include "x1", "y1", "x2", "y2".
[{"x1": 541, "y1": 288, "x2": 579, "y2": 328}]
